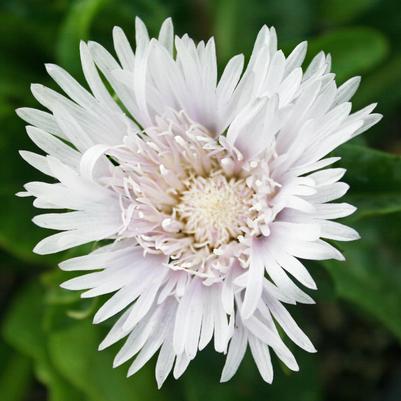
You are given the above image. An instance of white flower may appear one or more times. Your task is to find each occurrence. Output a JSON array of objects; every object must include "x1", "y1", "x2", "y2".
[{"x1": 18, "y1": 17, "x2": 381, "y2": 387}]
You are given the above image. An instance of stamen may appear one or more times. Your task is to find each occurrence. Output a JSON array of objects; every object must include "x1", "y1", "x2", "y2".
[
  {"x1": 112, "y1": 111, "x2": 277, "y2": 279},
  {"x1": 176, "y1": 173, "x2": 254, "y2": 248}
]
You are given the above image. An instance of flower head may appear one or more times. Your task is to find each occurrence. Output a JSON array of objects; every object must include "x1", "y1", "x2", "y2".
[{"x1": 18, "y1": 17, "x2": 381, "y2": 387}]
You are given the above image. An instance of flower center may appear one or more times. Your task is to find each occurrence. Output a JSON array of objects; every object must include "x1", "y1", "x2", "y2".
[
  {"x1": 110, "y1": 112, "x2": 279, "y2": 278},
  {"x1": 176, "y1": 172, "x2": 254, "y2": 248}
]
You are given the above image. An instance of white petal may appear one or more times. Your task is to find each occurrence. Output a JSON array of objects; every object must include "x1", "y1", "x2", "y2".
[
  {"x1": 135, "y1": 17, "x2": 150, "y2": 52},
  {"x1": 242, "y1": 239, "x2": 265, "y2": 319},
  {"x1": 285, "y1": 239, "x2": 345, "y2": 261},
  {"x1": 98, "y1": 307, "x2": 134, "y2": 350},
  {"x1": 264, "y1": 291, "x2": 316, "y2": 352},
  {"x1": 19, "y1": 151, "x2": 51, "y2": 176},
  {"x1": 33, "y1": 226, "x2": 117, "y2": 255},
  {"x1": 112, "y1": 26, "x2": 135, "y2": 70},
  {"x1": 184, "y1": 281, "x2": 204, "y2": 359},
  {"x1": 16, "y1": 107, "x2": 64, "y2": 138},
  {"x1": 113, "y1": 307, "x2": 160, "y2": 367},
  {"x1": 308, "y1": 168, "x2": 346, "y2": 186},
  {"x1": 285, "y1": 41, "x2": 307, "y2": 73},
  {"x1": 155, "y1": 334, "x2": 175, "y2": 388},
  {"x1": 158, "y1": 18, "x2": 174, "y2": 54},
  {"x1": 127, "y1": 330, "x2": 166, "y2": 377},
  {"x1": 248, "y1": 336, "x2": 273, "y2": 383},
  {"x1": 173, "y1": 353, "x2": 191, "y2": 379},
  {"x1": 199, "y1": 288, "x2": 215, "y2": 350},
  {"x1": 45, "y1": 63, "x2": 96, "y2": 110},
  {"x1": 313, "y1": 203, "x2": 356, "y2": 219},
  {"x1": 320, "y1": 220, "x2": 360, "y2": 241},
  {"x1": 122, "y1": 270, "x2": 168, "y2": 330},
  {"x1": 217, "y1": 54, "x2": 244, "y2": 106},
  {"x1": 305, "y1": 182, "x2": 349, "y2": 203},
  {"x1": 271, "y1": 249, "x2": 317, "y2": 290},
  {"x1": 80, "y1": 41, "x2": 121, "y2": 113},
  {"x1": 59, "y1": 243, "x2": 134, "y2": 271},
  {"x1": 272, "y1": 222, "x2": 320, "y2": 242},
  {"x1": 335, "y1": 76, "x2": 361, "y2": 103},
  {"x1": 220, "y1": 324, "x2": 247, "y2": 382},
  {"x1": 264, "y1": 253, "x2": 315, "y2": 304},
  {"x1": 242, "y1": 316, "x2": 298, "y2": 370},
  {"x1": 26, "y1": 126, "x2": 80, "y2": 168},
  {"x1": 212, "y1": 285, "x2": 230, "y2": 353}
]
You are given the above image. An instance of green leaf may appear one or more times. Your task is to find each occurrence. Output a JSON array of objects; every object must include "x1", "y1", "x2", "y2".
[
  {"x1": 321, "y1": 0, "x2": 377, "y2": 24},
  {"x1": 2, "y1": 274, "x2": 165, "y2": 400},
  {"x1": 2, "y1": 283, "x2": 47, "y2": 361},
  {"x1": 321, "y1": 144, "x2": 401, "y2": 342},
  {"x1": 0, "y1": 4, "x2": 63, "y2": 64},
  {"x1": 57, "y1": 0, "x2": 108, "y2": 75},
  {"x1": 322, "y1": 216, "x2": 401, "y2": 341},
  {"x1": 0, "y1": 42, "x2": 51, "y2": 264},
  {"x1": 0, "y1": 96, "x2": 55, "y2": 264},
  {"x1": 354, "y1": 55, "x2": 401, "y2": 112},
  {"x1": 213, "y1": 0, "x2": 241, "y2": 63},
  {"x1": 0, "y1": 341, "x2": 32, "y2": 401},
  {"x1": 182, "y1": 346, "x2": 321, "y2": 401},
  {"x1": 308, "y1": 28, "x2": 389, "y2": 82},
  {"x1": 2, "y1": 282, "x2": 87, "y2": 401},
  {"x1": 335, "y1": 144, "x2": 401, "y2": 219},
  {"x1": 212, "y1": 0, "x2": 317, "y2": 62},
  {"x1": 0, "y1": 191, "x2": 47, "y2": 265},
  {"x1": 47, "y1": 318, "x2": 165, "y2": 401}
]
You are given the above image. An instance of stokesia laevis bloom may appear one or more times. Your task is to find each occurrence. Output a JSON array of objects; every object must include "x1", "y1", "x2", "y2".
[{"x1": 17, "y1": 17, "x2": 381, "y2": 386}]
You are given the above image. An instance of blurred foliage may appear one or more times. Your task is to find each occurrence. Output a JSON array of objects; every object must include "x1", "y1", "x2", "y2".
[
  {"x1": 337, "y1": 144, "x2": 401, "y2": 218},
  {"x1": 308, "y1": 27, "x2": 389, "y2": 81},
  {"x1": 57, "y1": 0, "x2": 110, "y2": 76},
  {"x1": 0, "y1": 0, "x2": 400, "y2": 400}
]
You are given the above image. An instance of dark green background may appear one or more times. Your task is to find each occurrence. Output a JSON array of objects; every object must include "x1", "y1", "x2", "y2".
[{"x1": 1, "y1": 0, "x2": 401, "y2": 400}]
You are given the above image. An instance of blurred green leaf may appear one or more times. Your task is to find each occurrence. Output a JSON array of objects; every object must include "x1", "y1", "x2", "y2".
[
  {"x1": 321, "y1": 0, "x2": 377, "y2": 24},
  {"x1": 0, "y1": 86, "x2": 53, "y2": 264},
  {"x1": 0, "y1": 341, "x2": 32, "y2": 401},
  {"x1": 354, "y1": 55, "x2": 401, "y2": 112},
  {"x1": 2, "y1": 282, "x2": 87, "y2": 401},
  {"x1": 42, "y1": 268, "x2": 100, "y2": 319},
  {"x1": 0, "y1": 19, "x2": 51, "y2": 263},
  {"x1": 212, "y1": 0, "x2": 317, "y2": 61},
  {"x1": 182, "y1": 346, "x2": 321, "y2": 401},
  {"x1": 36, "y1": 362, "x2": 87, "y2": 401},
  {"x1": 57, "y1": 0, "x2": 109, "y2": 76},
  {"x1": 336, "y1": 144, "x2": 401, "y2": 219},
  {"x1": 0, "y1": 116, "x2": 96, "y2": 266},
  {"x1": 308, "y1": 27, "x2": 389, "y2": 82},
  {"x1": 41, "y1": 269, "x2": 82, "y2": 306},
  {"x1": 66, "y1": 298, "x2": 99, "y2": 320},
  {"x1": 47, "y1": 317, "x2": 165, "y2": 401},
  {"x1": 323, "y1": 217, "x2": 401, "y2": 341},
  {"x1": 3, "y1": 283, "x2": 47, "y2": 361},
  {"x1": 0, "y1": 192, "x2": 46, "y2": 265},
  {"x1": 213, "y1": 0, "x2": 241, "y2": 63},
  {"x1": 0, "y1": 3, "x2": 63, "y2": 63}
]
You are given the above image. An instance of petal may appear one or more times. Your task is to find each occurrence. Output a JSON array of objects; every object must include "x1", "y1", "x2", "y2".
[
  {"x1": 241, "y1": 238, "x2": 266, "y2": 319},
  {"x1": 220, "y1": 323, "x2": 247, "y2": 382}
]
